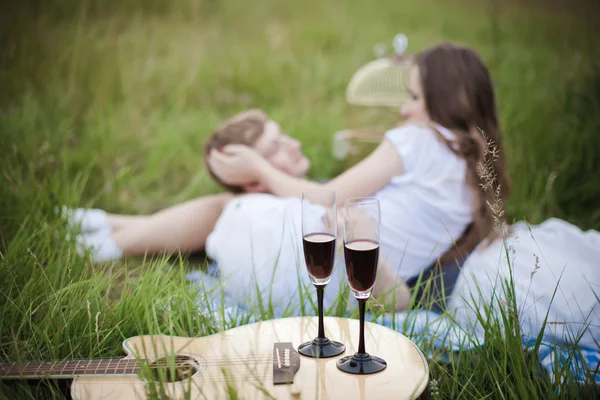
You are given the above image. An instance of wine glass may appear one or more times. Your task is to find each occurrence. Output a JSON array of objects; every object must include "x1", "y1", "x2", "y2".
[
  {"x1": 297, "y1": 190, "x2": 346, "y2": 358},
  {"x1": 337, "y1": 197, "x2": 387, "y2": 374}
]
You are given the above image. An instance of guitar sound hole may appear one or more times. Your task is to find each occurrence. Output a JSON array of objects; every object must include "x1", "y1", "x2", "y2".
[{"x1": 148, "y1": 355, "x2": 199, "y2": 382}]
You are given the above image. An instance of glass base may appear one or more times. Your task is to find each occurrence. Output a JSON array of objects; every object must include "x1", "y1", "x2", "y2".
[
  {"x1": 298, "y1": 337, "x2": 346, "y2": 358},
  {"x1": 336, "y1": 352, "x2": 387, "y2": 375}
]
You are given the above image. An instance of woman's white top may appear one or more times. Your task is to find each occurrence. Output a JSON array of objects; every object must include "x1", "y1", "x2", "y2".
[{"x1": 375, "y1": 124, "x2": 473, "y2": 279}]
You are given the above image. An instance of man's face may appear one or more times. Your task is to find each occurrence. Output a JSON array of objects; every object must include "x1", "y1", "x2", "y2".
[{"x1": 252, "y1": 120, "x2": 310, "y2": 178}]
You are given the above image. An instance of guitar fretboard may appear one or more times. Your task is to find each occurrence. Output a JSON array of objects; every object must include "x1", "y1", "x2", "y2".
[{"x1": 0, "y1": 358, "x2": 142, "y2": 379}]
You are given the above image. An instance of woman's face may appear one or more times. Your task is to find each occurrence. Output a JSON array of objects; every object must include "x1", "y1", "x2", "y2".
[
  {"x1": 400, "y1": 65, "x2": 430, "y2": 124},
  {"x1": 252, "y1": 120, "x2": 311, "y2": 178}
]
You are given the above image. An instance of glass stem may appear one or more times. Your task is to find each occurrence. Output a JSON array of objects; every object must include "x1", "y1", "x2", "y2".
[
  {"x1": 358, "y1": 299, "x2": 366, "y2": 355},
  {"x1": 317, "y1": 286, "x2": 325, "y2": 339}
]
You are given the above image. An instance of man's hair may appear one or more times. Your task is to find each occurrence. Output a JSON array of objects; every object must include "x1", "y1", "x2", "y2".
[{"x1": 204, "y1": 109, "x2": 269, "y2": 193}]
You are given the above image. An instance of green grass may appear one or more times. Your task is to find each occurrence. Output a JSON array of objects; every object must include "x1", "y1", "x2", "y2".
[{"x1": 1, "y1": 0, "x2": 599, "y2": 398}]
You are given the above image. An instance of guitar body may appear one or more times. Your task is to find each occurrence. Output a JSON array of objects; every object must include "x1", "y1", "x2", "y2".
[{"x1": 71, "y1": 316, "x2": 429, "y2": 400}]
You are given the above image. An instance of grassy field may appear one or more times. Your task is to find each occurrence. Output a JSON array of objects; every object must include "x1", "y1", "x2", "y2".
[{"x1": 1, "y1": 0, "x2": 599, "y2": 398}]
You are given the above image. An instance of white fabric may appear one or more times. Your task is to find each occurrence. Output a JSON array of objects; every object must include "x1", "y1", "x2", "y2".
[
  {"x1": 76, "y1": 228, "x2": 123, "y2": 262},
  {"x1": 205, "y1": 194, "x2": 348, "y2": 316},
  {"x1": 61, "y1": 206, "x2": 110, "y2": 233},
  {"x1": 448, "y1": 218, "x2": 600, "y2": 349},
  {"x1": 375, "y1": 124, "x2": 473, "y2": 279}
]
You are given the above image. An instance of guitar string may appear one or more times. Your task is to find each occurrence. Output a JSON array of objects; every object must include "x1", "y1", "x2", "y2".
[
  {"x1": 32, "y1": 372, "x2": 282, "y2": 384},
  {"x1": 1, "y1": 358, "x2": 300, "y2": 375},
  {"x1": 1, "y1": 369, "x2": 294, "y2": 383},
  {"x1": 1, "y1": 356, "x2": 281, "y2": 370},
  {"x1": 0, "y1": 353, "x2": 278, "y2": 372},
  {"x1": 64, "y1": 372, "x2": 274, "y2": 384},
  {"x1": 0, "y1": 348, "x2": 307, "y2": 375},
  {"x1": 1, "y1": 363, "x2": 285, "y2": 375},
  {"x1": 1, "y1": 353, "x2": 277, "y2": 367},
  {"x1": 5, "y1": 359, "x2": 294, "y2": 374}
]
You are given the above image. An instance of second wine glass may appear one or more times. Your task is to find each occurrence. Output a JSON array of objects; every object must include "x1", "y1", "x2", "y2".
[
  {"x1": 297, "y1": 190, "x2": 346, "y2": 358},
  {"x1": 337, "y1": 197, "x2": 387, "y2": 374}
]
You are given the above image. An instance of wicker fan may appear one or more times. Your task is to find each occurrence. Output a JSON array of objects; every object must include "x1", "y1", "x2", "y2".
[
  {"x1": 345, "y1": 34, "x2": 411, "y2": 107},
  {"x1": 333, "y1": 34, "x2": 412, "y2": 161}
]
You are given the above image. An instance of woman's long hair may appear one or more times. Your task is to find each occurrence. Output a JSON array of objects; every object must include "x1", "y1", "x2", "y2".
[{"x1": 414, "y1": 42, "x2": 510, "y2": 262}]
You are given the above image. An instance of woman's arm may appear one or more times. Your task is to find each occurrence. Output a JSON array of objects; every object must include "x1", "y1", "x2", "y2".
[
  {"x1": 256, "y1": 139, "x2": 404, "y2": 205},
  {"x1": 372, "y1": 259, "x2": 412, "y2": 312}
]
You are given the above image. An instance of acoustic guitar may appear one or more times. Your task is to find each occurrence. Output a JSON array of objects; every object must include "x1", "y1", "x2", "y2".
[{"x1": 0, "y1": 316, "x2": 430, "y2": 399}]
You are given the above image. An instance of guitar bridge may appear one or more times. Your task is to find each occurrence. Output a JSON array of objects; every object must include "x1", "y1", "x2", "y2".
[{"x1": 273, "y1": 342, "x2": 300, "y2": 385}]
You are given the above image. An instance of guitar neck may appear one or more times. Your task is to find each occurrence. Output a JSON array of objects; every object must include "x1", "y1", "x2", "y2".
[{"x1": 0, "y1": 358, "x2": 141, "y2": 379}]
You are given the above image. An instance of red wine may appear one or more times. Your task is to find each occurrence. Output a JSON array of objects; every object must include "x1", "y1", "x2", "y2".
[
  {"x1": 344, "y1": 240, "x2": 379, "y2": 292},
  {"x1": 303, "y1": 233, "x2": 336, "y2": 281}
]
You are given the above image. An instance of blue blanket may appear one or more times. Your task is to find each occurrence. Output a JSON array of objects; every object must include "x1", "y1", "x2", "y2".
[{"x1": 186, "y1": 268, "x2": 599, "y2": 386}]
